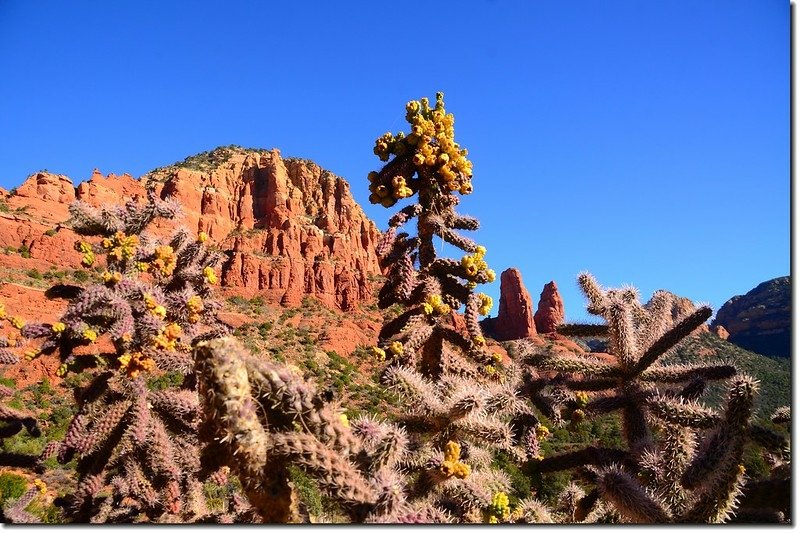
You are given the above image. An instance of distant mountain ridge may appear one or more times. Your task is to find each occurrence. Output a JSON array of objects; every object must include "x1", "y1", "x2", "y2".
[{"x1": 711, "y1": 276, "x2": 791, "y2": 358}]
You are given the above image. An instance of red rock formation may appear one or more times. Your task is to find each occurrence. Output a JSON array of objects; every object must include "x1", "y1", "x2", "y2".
[
  {"x1": 491, "y1": 268, "x2": 537, "y2": 341},
  {"x1": 672, "y1": 295, "x2": 710, "y2": 334},
  {"x1": 711, "y1": 277, "x2": 790, "y2": 358},
  {"x1": 534, "y1": 281, "x2": 565, "y2": 334},
  {"x1": 0, "y1": 147, "x2": 382, "y2": 311},
  {"x1": 711, "y1": 325, "x2": 730, "y2": 340}
]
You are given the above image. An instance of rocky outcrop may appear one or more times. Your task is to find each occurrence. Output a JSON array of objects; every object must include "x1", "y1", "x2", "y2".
[
  {"x1": 0, "y1": 147, "x2": 383, "y2": 311},
  {"x1": 711, "y1": 276, "x2": 791, "y2": 358},
  {"x1": 711, "y1": 325, "x2": 729, "y2": 340},
  {"x1": 534, "y1": 281, "x2": 564, "y2": 334},
  {"x1": 482, "y1": 268, "x2": 537, "y2": 341},
  {"x1": 671, "y1": 295, "x2": 710, "y2": 335}
]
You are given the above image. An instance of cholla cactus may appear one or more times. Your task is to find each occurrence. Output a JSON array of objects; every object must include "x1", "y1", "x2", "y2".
[
  {"x1": 195, "y1": 337, "x2": 451, "y2": 523},
  {"x1": 195, "y1": 337, "x2": 525, "y2": 524},
  {"x1": 4, "y1": 189, "x2": 237, "y2": 522},
  {"x1": 368, "y1": 92, "x2": 497, "y2": 379},
  {"x1": 521, "y1": 273, "x2": 790, "y2": 523},
  {"x1": 2, "y1": 478, "x2": 48, "y2": 523}
]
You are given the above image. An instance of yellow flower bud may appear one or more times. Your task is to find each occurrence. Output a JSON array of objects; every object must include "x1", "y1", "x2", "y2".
[
  {"x1": 34, "y1": 478, "x2": 47, "y2": 495},
  {"x1": 203, "y1": 266, "x2": 217, "y2": 285},
  {"x1": 197, "y1": 231, "x2": 209, "y2": 243},
  {"x1": 444, "y1": 441, "x2": 461, "y2": 462},
  {"x1": 535, "y1": 425, "x2": 550, "y2": 439},
  {"x1": 389, "y1": 341, "x2": 403, "y2": 356}
]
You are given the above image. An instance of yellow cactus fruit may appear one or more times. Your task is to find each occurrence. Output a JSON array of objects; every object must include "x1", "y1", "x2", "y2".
[
  {"x1": 52, "y1": 322, "x2": 66, "y2": 333},
  {"x1": 338, "y1": 413, "x2": 350, "y2": 428},
  {"x1": 143, "y1": 293, "x2": 157, "y2": 310},
  {"x1": 439, "y1": 461, "x2": 455, "y2": 477},
  {"x1": 488, "y1": 491, "x2": 511, "y2": 521},
  {"x1": 135, "y1": 261, "x2": 150, "y2": 272},
  {"x1": 575, "y1": 391, "x2": 590, "y2": 408},
  {"x1": 535, "y1": 425, "x2": 551, "y2": 439},
  {"x1": 33, "y1": 479, "x2": 47, "y2": 494},
  {"x1": 81, "y1": 251, "x2": 95, "y2": 267},
  {"x1": 452, "y1": 463, "x2": 471, "y2": 479},
  {"x1": 83, "y1": 329, "x2": 98, "y2": 342},
  {"x1": 389, "y1": 341, "x2": 404, "y2": 356},
  {"x1": 370, "y1": 346, "x2": 386, "y2": 361},
  {"x1": 478, "y1": 293, "x2": 493, "y2": 316},
  {"x1": 197, "y1": 231, "x2": 209, "y2": 243},
  {"x1": 164, "y1": 323, "x2": 182, "y2": 340},
  {"x1": 422, "y1": 302, "x2": 434, "y2": 315},
  {"x1": 444, "y1": 441, "x2": 461, "y2": 463},
  {"x1": 24, "y1": 350, "x2": 40, "y2": 361},
  {"x1": 152, "y1": 245, "x2": 177, "y2": 276},
  {"x1": 203, "y1": 266, "x2": 218, "y2": 285},
  {"x1": 119, "y1": 351, "x2": 156, "y2": 379},
  {"x1": 9, "y1": 316, "x2": 25, "y2": 330}
]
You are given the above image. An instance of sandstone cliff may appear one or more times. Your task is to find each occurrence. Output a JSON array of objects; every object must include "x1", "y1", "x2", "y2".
[
  {"x1": 0, "y1": 146, "x2": 382, "y2": 311},
  {"x1": 711, "y1": 276, "x2": 791, "y2": 358}
]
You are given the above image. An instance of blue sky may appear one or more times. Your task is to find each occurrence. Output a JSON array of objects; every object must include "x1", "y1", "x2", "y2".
[{"x1": 0, "y1": 1, "x2": 789, "y2": 322}]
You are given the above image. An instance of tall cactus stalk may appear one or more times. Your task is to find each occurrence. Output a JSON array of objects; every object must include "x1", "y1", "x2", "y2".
[{"x1": 522, "y1": 273, "x2": 790, "y2": 523}]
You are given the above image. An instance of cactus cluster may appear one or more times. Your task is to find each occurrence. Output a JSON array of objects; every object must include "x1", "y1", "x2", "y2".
[
  {"x1": 2, "y1": 188, "x2": 247, "y2": 522},
  {"x1": 0, "y1": 94, "x2": 789, "y2": 524},
  {"x1": 369, "y1": 93, "x2": 497, "y2": 380},
  {"x1": 519, "y1": 273, "x2": 791, "y2": 523}
]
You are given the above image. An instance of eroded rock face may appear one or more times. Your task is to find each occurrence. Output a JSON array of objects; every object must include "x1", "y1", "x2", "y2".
[
  {"x1": 711, "y1": 325, "x2": 730, "y2": 340},
  {"x1": 672, "y1": 295, "x2": 710, "y2": 335},
  {"x1": 534, "y1": 281, "x2": 564, "y2": 334},
  {"x1": 0, "y1": 148, "x2": 382, "y2": 311},
  {"x1": 485, "y1": 268, "x2": 537, "y2": 341},
  {"x1": 711, "y1": 276, "x2": 791, "y2": 358}
]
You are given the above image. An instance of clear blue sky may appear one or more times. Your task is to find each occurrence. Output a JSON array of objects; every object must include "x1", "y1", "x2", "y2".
[{"x1": 0, "y1": 1, "x2": 789, "y2": 322}]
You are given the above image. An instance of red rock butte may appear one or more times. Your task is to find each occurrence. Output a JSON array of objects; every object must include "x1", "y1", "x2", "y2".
[
  {"x1": 0, "y1": 146, "x2": 382, "y2": 311},
  {"x1": 483, "y1": 267, "x2": 538, "y2": 341}
]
